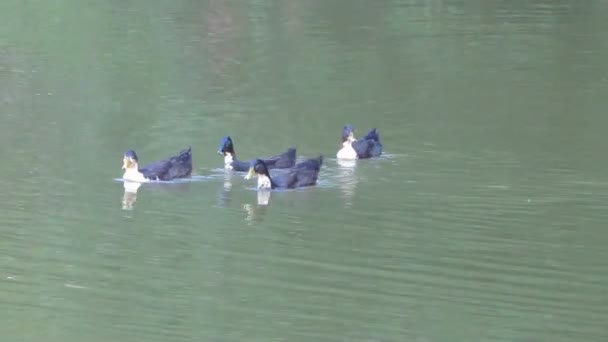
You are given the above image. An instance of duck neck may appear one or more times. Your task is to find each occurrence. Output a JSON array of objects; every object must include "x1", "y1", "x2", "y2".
[
  {"x1": 257, "y1": 173, "x2": 275, "y2": 189},
  {"x1": 123, "y1": 163, "x2": 149, "y2": 183},
  {"x1": 224, "y1": 153, "x2": 234, "y2": 169},
  {"x1": 337, "y1": 141, "x2": 357, "y2": 159}
]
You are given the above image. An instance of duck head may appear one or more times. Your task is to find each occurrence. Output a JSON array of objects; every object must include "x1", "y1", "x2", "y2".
[
  {"x1": 341, "y1": 124, "x2": 356, "y2": 143},
  {"x1": 217, "y1": 136, "x2": 236, "y2": 169},
  {"x1": 122, "y1": 150, "x2": 149, "y2": 182},
  {"x1": 122, "y1": 150, "x2": 139, "y2": 170},
  {"x1": 245, "y1": 159, "x2": 273, "y2": 189},
  {"x1": 337, "y1": 125, "x2": 358, "y2": 159},
  {"x1": 217, "y1": 136, "x2": 236, "y2": 156}
]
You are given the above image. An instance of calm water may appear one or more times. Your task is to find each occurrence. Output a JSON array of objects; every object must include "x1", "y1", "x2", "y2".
[{"x1": 2, "y1": 0, "x2": 608, "y2": 341}]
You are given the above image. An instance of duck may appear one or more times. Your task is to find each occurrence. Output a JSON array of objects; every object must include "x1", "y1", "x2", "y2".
[
  {"x1": 217, "y1": 135, "x2": 296, "y2": 172},
  {"x1": 245, "y1": 156, "x2": 323, "y2": 190},
  {"x1": 121, "y1": 147, "x2": 192, "y2": 182},
  {"x1": 336, "y1": 124, "x2": 383, "y2": 159}
]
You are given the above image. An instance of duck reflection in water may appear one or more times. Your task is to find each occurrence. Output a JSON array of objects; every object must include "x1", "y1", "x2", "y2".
[
  {"x1": 256, "y1": 189, "x2": 271, "y2": 205},
  {"x1": 243, "y1": 189, "x2": 271, "y2": 224},
  {"x1": 217, "y1": 169, "x2": 234, "y2": 207},
  {"x1": 218, "y1": 168, "x2": 270, "y2": 209},
  {"x1": 121, "y1": 181, "x2": 192, "y2": 211},
  {"x1": 122, "y1": 181, "x2": 142, "y2": 210},
  {"x1": 336, "y1": 158, "x2": 358, "y2": 208}
]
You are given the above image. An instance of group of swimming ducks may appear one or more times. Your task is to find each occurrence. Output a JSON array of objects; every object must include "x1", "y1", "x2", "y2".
[{"x1": 121, "y1": 124, "x2": 383, "y2": 190}]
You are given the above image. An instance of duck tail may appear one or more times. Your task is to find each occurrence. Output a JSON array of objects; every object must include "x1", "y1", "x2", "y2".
[
  {"x1": 177, "y1": 147, "x2": 193, "y2": 162},
  {"x1": 286, "y1": 147, "x2": 296, "y2": 160},
  {"x1": 363, "y1": 128, "x2": 380, "y2": 142}
]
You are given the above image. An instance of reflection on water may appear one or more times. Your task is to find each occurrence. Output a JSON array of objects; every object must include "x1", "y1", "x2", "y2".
[
  {"x1": 2, "y1": 0, "x2": 608, "y2": 341},
  {"x1": 256, "y1": 189, "x2": 271, "y2": 206},
  {"x1": 243, "y1": 190, "x2": 271, "y2": 224},
  {"x1": 223, "y1": 169, "x2": 233, "y2": 191},
  {"x1": 336, "y1": 159, "x2": 358, "y2": 208},
  {"x1": 122, "y1": 181, "x2": 142, "y2": 210},
  {"x1": 121, "y1": 180, "x2": 194, "y2": 210},
  {"x1": 217, "y1": 169, "x2": 234, "y2": 207},
  {"x1": 243, "y1": 203, "x2": 267, "y2": 224},
  {"x1": 336, "y1": 159, "x2": 357, "y2": 168}
]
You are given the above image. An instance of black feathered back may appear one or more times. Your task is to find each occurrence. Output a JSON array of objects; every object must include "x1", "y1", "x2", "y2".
[
  {"x1": 250, "y1": 155, "x2": 322, "y2": 189},
  {"x1": 139, "y1": 147, "x2": 193, "y2": 181},
  {"x1": 352, "y1": 128, "x2": 383, "y2": 158},
  {"x1": 218, "y1": 135, "x2": 297, "y2": 172}
]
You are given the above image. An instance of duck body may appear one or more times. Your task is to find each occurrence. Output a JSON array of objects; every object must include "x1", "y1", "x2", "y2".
[
  {"x1": 217, "y1": 136, "x2": 296, "y2": 172},
  {"x1": 246, "y1": 156, "x2": 323, "y2": 190},
  {"x1": 352, "y1": 128, "x2": 383, "y2": 158},
  {"x1": 336, "y1": 125, "x2": 383, "y2": 159},
  {"x1": 336, "y1": 141, "x2": 357, "y2": 159},
  {"x1": 122, "y1": 147, "x2": 192, "y2": 182},
  {"x1": 294, "y1": 155, "x2": 324, "y2": 171}
]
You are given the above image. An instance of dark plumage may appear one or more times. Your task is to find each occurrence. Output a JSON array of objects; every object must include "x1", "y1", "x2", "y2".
[
  {"x1": 123, "y1": 147, "x2": 192, "y2": 181},
  {"x1": 294, "y1": 155, "x2": 324, "y2": 170},
  {"x1": 216, "y1": 135, "x2": 296, "y2": 171},
  {"x1": 247, "y1": 156, "x2": 323, "y2": 189},
  {"x1": 341, "y1": 124, "x2": 383, "y2": 159}
]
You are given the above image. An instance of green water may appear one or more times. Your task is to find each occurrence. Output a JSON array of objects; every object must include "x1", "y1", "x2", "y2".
[{"x1": 2, "y1": 1, "x2": 608, "y2": 341}]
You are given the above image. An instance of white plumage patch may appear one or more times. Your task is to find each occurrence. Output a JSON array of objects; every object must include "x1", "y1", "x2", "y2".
[
  {"x1": 257, "y1": 174, "x2": 272, "y2": 189},
  {"x1": 336, "y1": 141, "x2": 357, "y2": 160},
  {"x1": 224, "y1": 153, "x2": 234, "y2": 169},
  {"x1": 122, "y1": 168, "x2": 149, "y2": 183}
]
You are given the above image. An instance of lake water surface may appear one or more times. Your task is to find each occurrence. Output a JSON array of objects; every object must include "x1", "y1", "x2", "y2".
[{"x1": 2, "y1": 1, "x2": 608, "y2": 341}]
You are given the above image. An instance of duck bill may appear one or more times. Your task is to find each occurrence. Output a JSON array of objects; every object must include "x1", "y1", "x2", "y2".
[
  {"x1": 347, "y1": 132, "x2": 355, "y2": 142},
  {"x1": 122, "y1": 157, "x2": 129, "y2": 170},
  {"x1": 122, "y1": 157, "x2": 134, "y2": 170},
  {"x1": 245, "y1": 166, "x2": 255, "y2": 180}
]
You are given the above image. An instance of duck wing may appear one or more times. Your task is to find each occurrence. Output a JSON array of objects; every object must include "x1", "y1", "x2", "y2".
[
  {"x1": 273, "y1": 168, "x2": 320, "y2": 189},
  {"x1": 231, "y1": 148, "x2": 296, "y2": 172},
  {"x1": 293, "y1": 168, "x2": 321, "y2": 188},
  {"x1": 273, "y1": 155, "x2": 322, "y2": 189},
  {"x1": 295, "y1": 155, "x2": 323, "y2": 170},
  {"x1": 140, "y1": 147, "x2": 192, "y2": 181},
  {"x1": 263, "y1": 147, "x2": 297, "y2": 169},
  {"x1": 352, "y1": 129, "x2": 383, "y2": 158},
  {"x1": 361, "y1": 128, "x2": 381, "y2": 142}
]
